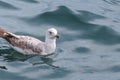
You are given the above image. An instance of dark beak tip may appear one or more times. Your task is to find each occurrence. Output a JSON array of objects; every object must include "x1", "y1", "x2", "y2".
[{"x1": 56, "y1": 35, "x2": 59, "y2": 39}]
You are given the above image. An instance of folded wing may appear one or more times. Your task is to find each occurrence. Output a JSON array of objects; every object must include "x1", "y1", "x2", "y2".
[{"x1": 4, "y1": 33, "x2": 44, "y2": 55}]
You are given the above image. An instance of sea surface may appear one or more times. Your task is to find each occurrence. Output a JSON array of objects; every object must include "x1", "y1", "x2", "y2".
[{"x1": 0, "y1": 0, "x2": 120, "y2": 80}]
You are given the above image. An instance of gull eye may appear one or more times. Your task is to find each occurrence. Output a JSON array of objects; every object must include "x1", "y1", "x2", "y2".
[{"x1": 49, "y1": 31, "x2": 52, "y2": 34}]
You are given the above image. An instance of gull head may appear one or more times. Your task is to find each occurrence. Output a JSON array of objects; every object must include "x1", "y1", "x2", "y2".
[{"x1": 46, "y1": 28, "x2": 59, "y2": 39}]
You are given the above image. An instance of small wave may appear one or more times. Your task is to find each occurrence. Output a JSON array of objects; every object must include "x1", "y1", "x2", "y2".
[
  {"x1": 81, "y1": 26, "x2": 120, "y2": 45},
  {"x1": 18, "y1": 0, "x2": 39, "y2": 3},
  {"x1": 103, "y1": 0, "x2": 120, "y2": 6},
  {"x1": 0, "y1": 1, "x2": 19, "y2": 10},
  {"x1": 106, "y1": 65, "x2": 120, "y2": 72},
  {"x1": 74, "y1": 47, "x2": 90, "y2": 54},
  {"x1": 26, "y1": 6, "x2": 105, "y2": 30}
]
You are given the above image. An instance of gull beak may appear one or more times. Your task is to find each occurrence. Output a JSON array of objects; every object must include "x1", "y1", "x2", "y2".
[{"x1": 55, "y1": 35, "x2": 59, "y2": 39}]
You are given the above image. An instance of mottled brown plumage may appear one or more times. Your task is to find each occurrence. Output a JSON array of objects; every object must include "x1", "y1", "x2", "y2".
[
  {"x1": 0, "y1": 28, "x2": 7, "y2": 37},
  {"x1": 0, "y1": 28, "x2": 59, "y2": 55},
  {"x1": 7, "y1": 36, "x2": 43, "y2": 54}
]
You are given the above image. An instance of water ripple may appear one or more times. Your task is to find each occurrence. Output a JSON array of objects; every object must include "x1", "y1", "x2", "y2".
[
  {"x1": 103, "y1": 0, "x2": 120, "y2": 6},
  {"x1": 0, "y1": 70, "x2": 33, "y2": 80},
  {"x1": 81, "y1": 26, "x2": 120, "y2": 45},
  {"x1": 26, "y1": 6, "x2": 104, "y2": 31},
  {"x1": 18, "y1": 0, "x2": 39, "y2": 3},
  {"x1": 42, "y1": 68, "x2": 72, "y2": 79},
  {"x1": 74, "y1": 47, "x2": 90, "y2": 53},
  {"x1": 0, "y1": 1, "x2": 19, "y2": 10},
  {"x1": 107, "y1": 65, "x2": 120, "y2": 72}
]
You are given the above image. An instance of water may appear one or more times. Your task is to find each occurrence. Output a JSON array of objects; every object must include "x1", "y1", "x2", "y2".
[{"x1": 0, "y1": 0, "x2": 120, "y2": 80}]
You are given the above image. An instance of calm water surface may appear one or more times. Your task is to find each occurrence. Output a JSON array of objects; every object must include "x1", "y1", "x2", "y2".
[{"x1": 0, "y1": 0, "x2": 120, "y2": 80}]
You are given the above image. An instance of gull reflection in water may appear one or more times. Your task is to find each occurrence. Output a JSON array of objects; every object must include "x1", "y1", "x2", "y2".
[{"x1": 1, "y1": 49, "x2": 59, "y2": 69}]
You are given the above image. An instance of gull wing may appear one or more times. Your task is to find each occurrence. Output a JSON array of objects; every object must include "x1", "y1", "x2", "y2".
[{"x1": 4, "y1": 33, "x2": 45, "y2": 55}]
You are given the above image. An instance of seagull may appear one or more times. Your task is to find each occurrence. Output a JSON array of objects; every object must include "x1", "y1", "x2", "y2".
[{"x1": 0, "y1": 28, "x2": 59, "y2": 56}]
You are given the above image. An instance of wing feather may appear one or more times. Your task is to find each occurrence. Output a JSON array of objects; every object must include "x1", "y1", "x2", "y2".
[{"x1": 5, "y1": 35, "x2": 44, "y2": 55}]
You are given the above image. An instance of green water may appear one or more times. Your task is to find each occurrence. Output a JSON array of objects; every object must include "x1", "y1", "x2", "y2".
[{"x1": 0, "y1": 0, "x2": 120, "y2": 80}]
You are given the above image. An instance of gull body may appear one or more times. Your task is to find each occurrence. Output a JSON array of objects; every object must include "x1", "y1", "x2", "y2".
[{"x1": 0, "y1": 28, "x2": 59, "y2": 55}]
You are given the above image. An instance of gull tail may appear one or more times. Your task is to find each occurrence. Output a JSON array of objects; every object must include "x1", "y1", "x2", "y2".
[
  {"x1": 0, "y1": 28, "x2": 18, "y2": 39},
  {"x1": 0, "y1": 28, "x2": 7, "y2": 38}
]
